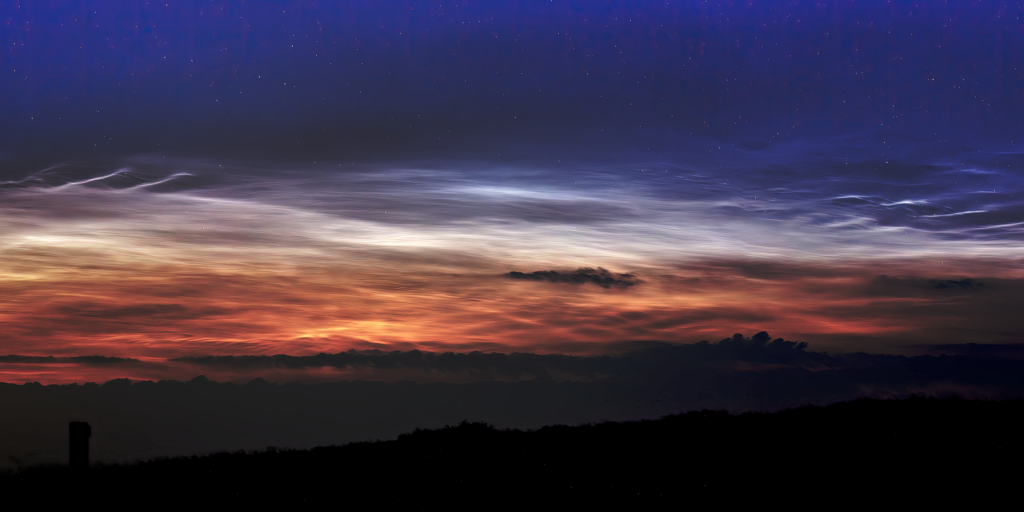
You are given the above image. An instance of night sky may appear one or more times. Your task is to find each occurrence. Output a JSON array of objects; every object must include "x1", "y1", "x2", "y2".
[{"x1": 2, "y1": 1, "x2": 1024, "y2": 467}]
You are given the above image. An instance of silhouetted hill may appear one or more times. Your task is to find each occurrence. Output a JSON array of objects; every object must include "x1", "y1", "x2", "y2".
[{"x1": 2, "y1": 396, "x2": 1020, "y2": 509}]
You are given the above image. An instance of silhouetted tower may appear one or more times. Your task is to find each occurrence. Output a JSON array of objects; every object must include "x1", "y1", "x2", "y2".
[{"x1": 69, "y1": 421, "x2": 91, "y2": 470}]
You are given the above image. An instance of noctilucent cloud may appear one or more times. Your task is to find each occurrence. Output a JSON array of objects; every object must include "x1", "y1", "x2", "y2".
[{"x1": 1, "y1": 1, "x2": 1023, "y2": 385}]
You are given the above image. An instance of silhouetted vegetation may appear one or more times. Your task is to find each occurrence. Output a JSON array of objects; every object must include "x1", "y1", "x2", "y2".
[{"x1": 1, "y1": 396, "x2": 1020, "y2": 508}]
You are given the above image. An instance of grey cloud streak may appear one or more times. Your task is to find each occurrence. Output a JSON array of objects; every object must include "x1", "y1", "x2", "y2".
[{"x1": 505, "y1": 267, "x2": 640, "y2": 288}]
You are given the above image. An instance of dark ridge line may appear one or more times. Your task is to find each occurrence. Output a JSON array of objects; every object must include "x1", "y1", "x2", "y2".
[{"x1": 1, "y1": 396, "x2": 1019, "y2": 506}]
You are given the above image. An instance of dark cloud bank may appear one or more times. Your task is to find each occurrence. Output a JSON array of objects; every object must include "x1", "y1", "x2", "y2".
[
  {"x1": 3, "y1": 333, "x2": 1024, "y2": 471},
  {"x1": 505, "y1": 267, "x2": 640, "y2": 288}
]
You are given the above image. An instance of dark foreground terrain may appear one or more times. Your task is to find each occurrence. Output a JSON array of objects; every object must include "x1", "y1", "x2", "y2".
[{"x1": 2, "y1": 396, "x2": 1021, "y2": 509}]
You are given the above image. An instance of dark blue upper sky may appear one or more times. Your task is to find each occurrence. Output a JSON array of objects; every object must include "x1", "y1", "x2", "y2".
[{"x1": 3, "y1": 0, "x2": 1023, "y2": 167}]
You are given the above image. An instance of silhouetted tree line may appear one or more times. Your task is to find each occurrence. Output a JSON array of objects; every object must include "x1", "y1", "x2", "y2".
[{"x1": 1, "y1": 396, "x2": 1021, "y2": 509}]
